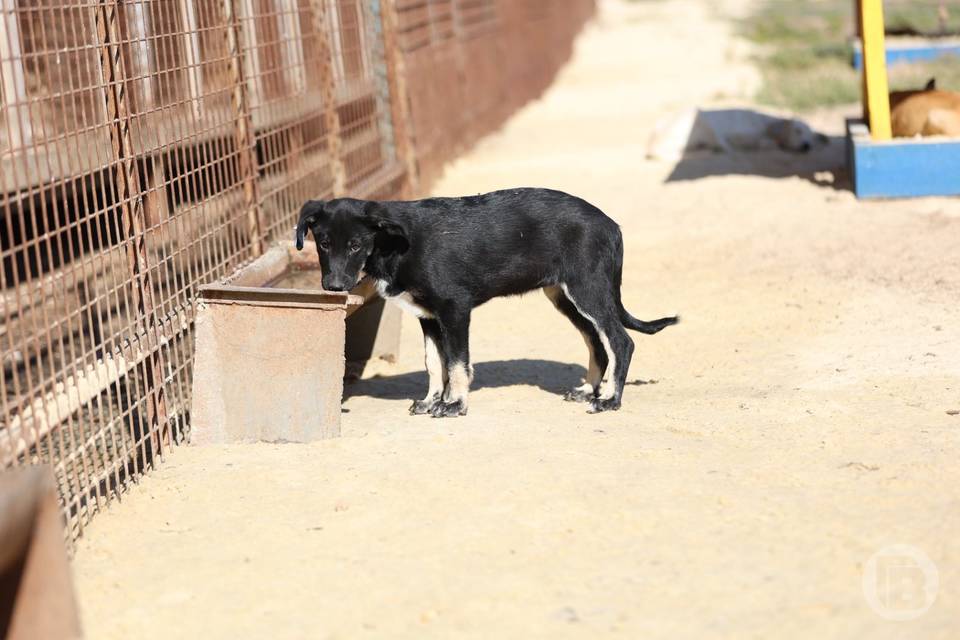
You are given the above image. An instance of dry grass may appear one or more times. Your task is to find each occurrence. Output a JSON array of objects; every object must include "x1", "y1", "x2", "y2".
[{"x1": 741, "y1": 0, "x2": 960, "y2": 112}]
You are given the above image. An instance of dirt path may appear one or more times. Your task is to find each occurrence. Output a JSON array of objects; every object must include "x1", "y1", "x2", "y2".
[{"x1": 74, "y1": 1, "x2": 960, "y2": 638}]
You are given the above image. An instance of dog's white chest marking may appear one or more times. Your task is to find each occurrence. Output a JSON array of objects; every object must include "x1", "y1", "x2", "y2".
[{"x1": 374, "y1": 279, "x2": 434, "y2": 319}]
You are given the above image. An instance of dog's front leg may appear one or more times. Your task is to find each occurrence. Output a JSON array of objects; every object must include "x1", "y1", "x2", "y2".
[
  {"x1": 410, "y1": 319, "x2": 446, "y2": 415},
  {"x1": 431, "y1": 309, "x2": 471, "y2": 418}
]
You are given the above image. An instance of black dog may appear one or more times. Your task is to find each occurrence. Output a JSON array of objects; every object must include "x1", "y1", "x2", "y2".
[{"x1": 295, "y1": 188, "x2": 678, "y2": 417}]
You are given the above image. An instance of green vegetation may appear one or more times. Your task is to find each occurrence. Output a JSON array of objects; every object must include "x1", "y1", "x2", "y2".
[
  {"x1": 886, "y1": 1, "x2": 960, "y2": 35},
  {"x1": 740, "y1": 0, "x2": 960, "y2": 112}
]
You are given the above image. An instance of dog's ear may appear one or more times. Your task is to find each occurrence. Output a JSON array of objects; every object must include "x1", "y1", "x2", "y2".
[
  {"x1": 363, "y1": 201, "x2": 409, "y2": 255},
  {"x1": 295, "y1": 200, "x2": 324, "y2": 250},
  {"x1": 925, "y1": 77, "x2": 937, "y2": 91}
]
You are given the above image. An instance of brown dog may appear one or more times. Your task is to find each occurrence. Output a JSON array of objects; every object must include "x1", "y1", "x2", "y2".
[{"x1": 890, "y1": 78, "x2": 960, "y2": 137}]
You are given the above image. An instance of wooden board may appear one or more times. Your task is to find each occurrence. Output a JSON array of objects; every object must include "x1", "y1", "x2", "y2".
[{"x1": 0, "y1": 466, "x2": 82, "y2": 640}]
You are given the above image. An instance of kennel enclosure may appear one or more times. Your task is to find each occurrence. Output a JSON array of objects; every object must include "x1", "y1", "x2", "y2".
[{"x1": 0, "y1": 0, "x2": 596, "y2": 540}]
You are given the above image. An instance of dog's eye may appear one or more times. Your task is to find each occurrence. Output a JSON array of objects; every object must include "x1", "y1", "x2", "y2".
[
  {"x1": 318, "y1": 240, "x2": 330, "y2": 251},
  {"x1": 349, "y1": 243, "x2": 361, "y2": 253}
]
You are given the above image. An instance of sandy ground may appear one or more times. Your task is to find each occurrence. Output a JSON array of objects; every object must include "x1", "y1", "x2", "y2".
[{"x1": 74, "y1": 1, "x2": 960, "y2": 637}]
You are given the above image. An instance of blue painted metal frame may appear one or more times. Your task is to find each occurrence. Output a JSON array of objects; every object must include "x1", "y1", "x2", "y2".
[
  {"x1": 851, "y1": 39, "x2": 960, "y2": 69},
  {"x1": 847, "y1": 119, "x2": 960, "y2": 198}
]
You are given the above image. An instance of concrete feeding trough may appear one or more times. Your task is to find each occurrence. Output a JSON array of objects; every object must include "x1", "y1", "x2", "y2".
[{"x1": 190, "y1": 242, "x2": 401, "y2": 444}]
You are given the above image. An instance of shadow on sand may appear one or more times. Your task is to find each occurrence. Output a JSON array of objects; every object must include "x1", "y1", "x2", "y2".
[
  {"x1": 343, "y1": 358, "x2": 664, "y2": 404},
  {"x1": 664, "y1": 135, "x2": 850, "y2": 191},
  {"x1": 343, "y1": 358, "x2": 586, "y2": 402}
]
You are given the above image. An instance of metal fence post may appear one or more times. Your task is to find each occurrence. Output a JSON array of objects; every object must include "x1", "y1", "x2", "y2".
[
  {"x1": 93, "y1": 0, "x2": 170, "y2": 456},
  {"x1": 224, "y1": 0, "x2": 265, "y2": 255},
  {"x1": 308, "y1": 0, "x2": 348, "y2": 197},
  {"x1": 378, "y1": 0, "x2": 417, "y2": 196}
]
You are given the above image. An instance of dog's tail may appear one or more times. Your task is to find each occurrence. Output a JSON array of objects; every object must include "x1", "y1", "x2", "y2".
[
  {"x1": 611, "y1": 229, "x2": 679, "y2": 334},
  {"x1": 619, "y1": 305, "x2": 679, "y2": 335}
]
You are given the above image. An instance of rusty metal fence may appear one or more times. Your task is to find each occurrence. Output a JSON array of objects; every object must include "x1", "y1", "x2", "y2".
[
  {"x1": 0, "y1": 0, "x2": 594, "y2": 540},
  {"x1": 389, "y1": 0, "x2": 596, "y2": 187}
]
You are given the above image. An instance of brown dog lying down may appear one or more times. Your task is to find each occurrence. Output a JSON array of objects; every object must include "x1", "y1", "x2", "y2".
[{"x1": 890, "y1": 78, "x2": 960, "y2": 137}]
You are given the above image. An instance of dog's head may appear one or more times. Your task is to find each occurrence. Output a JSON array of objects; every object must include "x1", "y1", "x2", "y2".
[
  {"x1": 768, "y1": 118, "x2": 829, "y2": 153},
  {"x1": 295, "y1": 199, "x2": 408, "y2": 292}
]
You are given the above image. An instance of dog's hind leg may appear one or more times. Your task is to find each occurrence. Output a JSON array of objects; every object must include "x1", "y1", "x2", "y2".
[
  {"x1": 431, "y1": 307, "x2": 471, "y2": 418},
  {"x1": 544, "y1": 286, "x2": 607, "y2": 402},
  {"x1": 589, "y1": 314, "x2": 634, "y2": 413},
  {"x1": 410, "y1": 319, "x2": 447, "y2": 415},
  {"x1": 558, "y1": 283, "x2": 634, "y2": 413}
]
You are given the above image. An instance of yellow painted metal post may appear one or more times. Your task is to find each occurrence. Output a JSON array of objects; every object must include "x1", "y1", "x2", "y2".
[
  {"x1": 855, "y1": 0, "x2": 867, "y2": 121},
  {"x1": 859, "y1": 0, "x2": 892, "y2": 140}
]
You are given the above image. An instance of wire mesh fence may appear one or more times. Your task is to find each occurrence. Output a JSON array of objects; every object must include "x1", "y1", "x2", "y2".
[{"x1": 0, "y1": 0, "x2": 594, "y2": 541}]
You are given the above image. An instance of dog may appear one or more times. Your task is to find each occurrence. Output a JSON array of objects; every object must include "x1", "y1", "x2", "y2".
[
  {"x1": 294, "y1": 189, "x2": 678, "y2": 417},
  {"x1": 646, "y1": 107, "x2": 829, "y2": 160},
  {"x1": 890, "y1": 78, "x2": 960, "y2": 138}
]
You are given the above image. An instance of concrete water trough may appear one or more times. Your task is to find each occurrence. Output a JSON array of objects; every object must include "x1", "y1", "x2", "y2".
[{"x1": 190, "y1": 242, "x2": 401, "y2": 444}]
